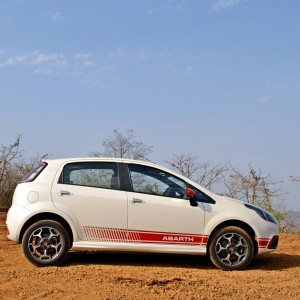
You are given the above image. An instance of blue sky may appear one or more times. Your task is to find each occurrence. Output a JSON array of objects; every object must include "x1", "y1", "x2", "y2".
[{"x1": 0, "y1": 0, "x2": 299, "y2": 209}]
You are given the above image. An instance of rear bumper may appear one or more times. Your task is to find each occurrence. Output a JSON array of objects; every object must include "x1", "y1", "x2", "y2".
[{"x1": 6, "y1": 204, "x2": 31, "y2": 243}]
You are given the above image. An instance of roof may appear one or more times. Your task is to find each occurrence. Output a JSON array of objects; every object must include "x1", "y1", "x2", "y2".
[{"x1": 43, "y1": 157, "x2": 159, "y2": 168}]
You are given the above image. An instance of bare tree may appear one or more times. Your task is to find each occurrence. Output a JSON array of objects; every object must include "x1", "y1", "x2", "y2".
[
  {"x1": 90, "y1": 129, "x2": 153, "y2": 160},
  {"x1": 0, "y1": 135, "x2": 22, "y2": 208},
  {"x1": 0, "y1": 135, "x2": 48, "y2": 209},
  {"x1": 290, "y1": 176, "x2": 300, "y2": 183},
  {"x1": 224, "y1": 163, "x2": 285, "y2": 221},
  {"x1": 0, "y1": 134, "x2": 22, "y2": 184},
  {"x1": 166, "y1": 153, "x2": 226, "y2": 190},
  {"x1": 280, "y1": 211, "x2": 300, "y2": 233},
  {"x1": 14, "y1": 153, "x2": 49, "y2": 179},
  {"x1": 286, "y1": 176, "x2": 300, "y2": 232}
]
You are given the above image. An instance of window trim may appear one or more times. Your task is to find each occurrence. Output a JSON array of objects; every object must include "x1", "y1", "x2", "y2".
[
  {"x1": 119, "y1": 163, "x2": 132, "y2": 191},
  {"x1": 188, "y1": 184, "x2": 216, "y2": 204},
  {"x1": 126, "y1": 163, "x2": 189, "y2": 200},
  {"x1": 56, "y1": 161, "x2": 216, "y2": 204},
  {"x1": 125, "y1": 163, "x2": 216, "y2": 204},
  {"x1": 58, "y1": 161, "x2": 121, "y2": 191}
]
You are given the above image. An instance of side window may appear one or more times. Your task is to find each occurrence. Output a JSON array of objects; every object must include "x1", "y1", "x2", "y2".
[
  {"x1": 193, "y1": 188, "x2": 215, "y2": 203},
  {"x1": 60, "y1": 162, "x2": 120, "y2": 190},
  {"x1": 128, "y1": 164, "x2": 187, "y2": 198}
]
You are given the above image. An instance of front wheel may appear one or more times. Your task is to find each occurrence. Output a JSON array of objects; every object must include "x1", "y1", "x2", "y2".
[
  {"x1": 209, "y1": 226, "x2": 254, "y2": 270},
  {"x1": 22, "y1": 220, "x2": 70, "y2": 267}
]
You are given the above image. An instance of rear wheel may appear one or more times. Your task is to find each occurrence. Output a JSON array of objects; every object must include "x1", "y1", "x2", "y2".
[
  {"x1": 209, "y1": 226, "x2": 254, "y2": 270},
  {"x1": 22, "y1": 220, "x2": 70, "y2": 266}
]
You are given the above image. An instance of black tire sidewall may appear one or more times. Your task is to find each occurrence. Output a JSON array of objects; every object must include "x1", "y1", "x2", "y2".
[
  {"x1": 22, "y1": 220, "x2": 70, "y2": 267},
  {"x1": 209, "y1": 226, "x2": 254, "y2": 271}
]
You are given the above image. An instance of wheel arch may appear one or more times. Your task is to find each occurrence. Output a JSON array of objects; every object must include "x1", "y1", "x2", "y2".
[
  {"x1": 19, "y1": 212, "x2": 74, "y2": 245},
  {"x1": 207, "y1": 219, "x2": 258, "y2": 255}
]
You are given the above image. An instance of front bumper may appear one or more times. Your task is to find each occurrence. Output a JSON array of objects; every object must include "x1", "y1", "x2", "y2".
[{"x1": 255, "y1": 220, "x2": 279, "y2": 254}]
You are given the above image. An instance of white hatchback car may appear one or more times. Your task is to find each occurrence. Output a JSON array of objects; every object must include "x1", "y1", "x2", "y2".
[{"x1": 6, "y1": 158, "x2": 279, "y2": 270}]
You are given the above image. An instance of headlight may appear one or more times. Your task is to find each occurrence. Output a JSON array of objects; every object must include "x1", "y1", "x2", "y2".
[{"x1": 244, "y1": 203, "x2": 278, "y2": 224}]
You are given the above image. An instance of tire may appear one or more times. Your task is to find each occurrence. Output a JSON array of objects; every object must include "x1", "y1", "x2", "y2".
[
  {"x1": 209, "y1": 226, "x2": 254, "y2": 271},
  {"x1": 22, "y1": 220, "x2": 71, "y2": 267}
]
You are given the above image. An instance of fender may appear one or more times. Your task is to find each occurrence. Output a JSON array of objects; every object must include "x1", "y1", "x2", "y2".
[
  {"x1": 18, "y1": 202, "x2": 79, "y2": 243},
  {"x1": 202, "y1": 202, "x2": 260, "y2": 238}
]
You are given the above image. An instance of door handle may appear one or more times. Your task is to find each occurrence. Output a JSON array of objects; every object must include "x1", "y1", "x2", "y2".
[
  {"x1": 59, "y1": 190, "x2": 72, "y2": 196},
  {"x1": 132, "y1": 198, "x2": 145, "y2": 204}
]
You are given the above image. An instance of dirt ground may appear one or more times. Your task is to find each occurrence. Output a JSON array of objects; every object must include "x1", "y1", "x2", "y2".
[{"x1": 0, "y1": 213, "x2": 299, "y2": 300}]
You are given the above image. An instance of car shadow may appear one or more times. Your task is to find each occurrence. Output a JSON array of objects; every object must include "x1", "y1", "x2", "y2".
[
  {"x1": 64, "y1": 251, "x2": 212, "y2": 269},
  {"x1": 250, "y1": 253, "x2": 300, "y2": 270},
  {"x1": 64, "y1": 251, "x2": 300, "y2": 270}
]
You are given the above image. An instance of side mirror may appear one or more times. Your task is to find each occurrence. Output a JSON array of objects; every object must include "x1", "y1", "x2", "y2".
[
  {"x1": 186, "y1": 187, "x2": 196, "y2": 198},
  {"x1": 186, "y1": 188, "x2": 198, "y2": 207}
]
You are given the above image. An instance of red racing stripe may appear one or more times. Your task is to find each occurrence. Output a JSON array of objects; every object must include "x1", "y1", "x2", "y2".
[
  {"x1": 137, "y1": 232, "x2": 201, "y2": 244},
  {"x1": 83, "y1": 226, "x2": 209, "y2": 245}
]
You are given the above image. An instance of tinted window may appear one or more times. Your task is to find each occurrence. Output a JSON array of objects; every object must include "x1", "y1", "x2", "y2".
[
  {"x1": 193, "y1": 188, "x2": 215, "y2": 203},
  {"x1": 20, "y1": 162, "x2": 47, "y2": 183},
  {"x1": 61, "y1": 162, "x2": 119, "y2": 190},
  {"x1": 128, "y1": 164, "x2": 187, "y2": 198}
]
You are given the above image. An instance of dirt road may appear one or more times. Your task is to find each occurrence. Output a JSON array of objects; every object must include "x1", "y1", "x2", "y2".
[{"x1": 0, "y1": 213, "x2": 299, "y2": 300}]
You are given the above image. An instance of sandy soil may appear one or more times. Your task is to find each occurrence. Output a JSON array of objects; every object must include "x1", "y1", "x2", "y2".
[{"x1": 0, "y1": 213, "x2": 299, "y2": 300}]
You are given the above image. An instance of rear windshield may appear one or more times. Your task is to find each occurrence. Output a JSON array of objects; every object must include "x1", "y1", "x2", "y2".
[{"x1": 20, "y1": 162, "x2": 48, "y2": 183}]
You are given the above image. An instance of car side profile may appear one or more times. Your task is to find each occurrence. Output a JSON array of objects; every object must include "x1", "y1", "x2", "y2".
[{"x1": 6, "y1": 158, "x2": 279, "y2": 270}]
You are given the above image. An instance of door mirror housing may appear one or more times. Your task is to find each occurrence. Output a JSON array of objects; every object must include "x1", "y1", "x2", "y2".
[
  {"x1": 186, "y1": 187, "x2": 196, "y2": 199},
  {"x1": 186, "y1": 188, "x2": 198, "y2": 207}
]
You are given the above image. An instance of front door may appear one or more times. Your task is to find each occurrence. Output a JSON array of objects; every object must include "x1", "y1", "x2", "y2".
[
  {"x1": 126, "y1": 163, "x2": 205, "y2": 246},
  {"x1": 51, "y1": 161, "x2": 127, "y2": 242}
]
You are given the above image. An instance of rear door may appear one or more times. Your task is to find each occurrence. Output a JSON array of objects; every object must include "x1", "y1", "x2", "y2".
[
  {"x1": 126, "y1": 163, "x2": 206, "y2": 246},
  {"x1": 51, "y1": 161, "x2": 128, "y2": 242}
]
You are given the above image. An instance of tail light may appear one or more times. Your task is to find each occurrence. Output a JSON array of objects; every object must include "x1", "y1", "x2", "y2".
[{"x1": 20, "y1": 161, "x2": 48, "y2": 183}]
